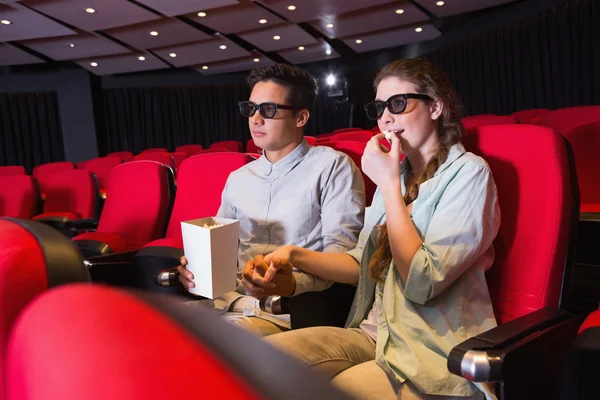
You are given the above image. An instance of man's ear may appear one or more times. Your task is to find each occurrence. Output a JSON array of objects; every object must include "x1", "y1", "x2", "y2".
[
  {"x1": 296, "y1": 109, "x2": 310, "y2": 128},
  {"x1": 430, "y1": 100, "x2": 444, "y2": 121}
]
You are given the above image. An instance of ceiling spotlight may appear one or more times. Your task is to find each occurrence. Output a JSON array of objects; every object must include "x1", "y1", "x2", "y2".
[
  {"x1": 138, "y1": 56, "x2": 146, "y2": 61},
  {"x1": 220, "y1": 45, "x2": 227, "y2": 50},
  {"x1": 287, "y1": 5, "x2": 296, "y2": 11},
  {"x1": 259, "y1": 19, "x2": 267, "y2": 24},
  {"x1": 415, "y1": 27, "x2": 423, "y2": 32},
  {"x1": 396, "y1": 9, "x2": 404, "y2": 14},
  {"x1": 326, "y1": 23, "x2": 334, "y2": 28},
  {"x1": 169, "y1": 53, "x2": 177, "y2": 58},
  {"x1": 326, "y1": 49, "x2": 332, "y2": 55},
  {"x1": 1, "y1": 20, "x2": 12, "y2": 25},
  {"x1": 326, "y1": 74, "x2": 336, "y2": 86},
  {"x1": 202, "y1": 65, "x2": 208, "y2": 70},
  {"x1": 253, "y1": 58, "x2": 260, "y2": 62},
  {"x1": 197, "y1": 12, "x2": 207, "y2": 17},
  {"x1": 85, "y1": 8, "x2": 96, "y2": 14},
  {"x1": 298, "y1": 46, "x2": 305, "y2": 51},
  {"x1": 273, "y1": 35, "x2": 281, "y2": 40},
  {"x1": 436, "y1": 1, "x2": 445, "y2": 5},
  {"x1": 150, "y1": 31, "x2": 158, "y2": 36},
  {"x1": 90, "y1": 62, "x2": 98, "y2": 67},
  {"x1": 355, "y1": 39, "x2": 362, "y2": 44},
  {"x1": 69, "y1": 43, "x2": 75, "y2": 48}
]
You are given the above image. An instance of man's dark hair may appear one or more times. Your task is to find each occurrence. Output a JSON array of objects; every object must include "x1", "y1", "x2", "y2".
[{"x1": 247, "y1": 64, "x2": 319, "y2": 112}]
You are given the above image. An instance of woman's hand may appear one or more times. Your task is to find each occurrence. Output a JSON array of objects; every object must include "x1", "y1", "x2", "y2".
[{"x1": 361, "y1": 132, "x2": 403, "y2": 188}]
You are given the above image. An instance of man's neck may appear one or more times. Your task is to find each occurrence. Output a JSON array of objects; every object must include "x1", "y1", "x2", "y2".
[{"x1": 264, "y1": 137, "x2": 304, "y2": 164}]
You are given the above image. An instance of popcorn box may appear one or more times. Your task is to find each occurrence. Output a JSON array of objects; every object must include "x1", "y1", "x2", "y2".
[{"x1": 181, "y1": 217, "x2": 240, "y2": 299}]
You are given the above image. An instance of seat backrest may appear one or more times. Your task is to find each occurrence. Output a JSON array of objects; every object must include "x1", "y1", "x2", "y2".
[
  {"x1": 141, "y1": 148, "x2": 168, "y2": 153},
  {"x1": 175, "y1": 144, "x2": 204, "y2": 155},
  {"x1": 463, "y1": 125, "x2": 578, "y2": 324},
  {"x1": 461, "y1": 114, "x2": 518, "y2": 130},
  {"x1": 538, "y1": 106, "x2": 600, "y2": 134},
  {"x1": 511, "y1": 108, "x2": 550, "y2": 124},
  {"x1": 329, "y1": 131, "x2": 374, "y2": 143},
  {"x1": 83, "y1": 156, "x2": 121, "y2": 192},
  {"x1": 98, "y1": 161, "x2": 175, "y2": 248},
  {"x1": 5, "y1": 285, "x2": 351, "y2": 400},
  {"x1": 564, "y1": 121, "x2": 600, "y2": 206},
  {"x1": 0, "y1": 218, "x2": 88, "y2": 395},
  {"x1": 210, "y1": 140, "x2": 243, "y2": 152},
  {"x1": 0, "y1": 166, "x2": 26, "y2": 177},
  {"x1": 166, "y1": 153, "x2": 253, "y2": 239},
  {"x1": 32, "y1": 162, "x2": 75, "y2": 194},
  {"x1": 170, "y1": 152, "x2": 187, "y2": 177},
  {"x1": 304, "y1": 136, "x2": 318, "y2": 145},
  {"x1": 246, "y1": 139, "x2": 261, "y2": 153},
  {"x1": 133, "y1": 152, "x2": 174, "y2": 170},
  {"x1": 106, "y1": 151, "x2": 134, "y2": 162},
  {"x1": 0, "y1": 176, "x2": 39, "y2": 219},
  {"x1": 42, "y1": 170, "x2": 99, "y2": 220},
  {"x1": 330, "y1": 141, "x2": 375, "y2": 206}
]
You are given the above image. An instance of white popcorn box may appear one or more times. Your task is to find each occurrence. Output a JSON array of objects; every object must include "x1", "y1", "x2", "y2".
[{"x1": 181, "y1": 217, "x2": 240, "y2": 299}]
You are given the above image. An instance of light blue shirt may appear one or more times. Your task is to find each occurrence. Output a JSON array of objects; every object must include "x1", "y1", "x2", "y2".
[
  {"x1": 213, "y1": 139, "x2": 366, "y2": 328},
  {"x1": 346, "y1": 143, "x2": 501, "y2": 398}
]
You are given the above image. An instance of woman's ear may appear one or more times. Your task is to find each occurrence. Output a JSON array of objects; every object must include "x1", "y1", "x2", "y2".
[
  {"x1": 296, "y1": 109, "x2": 310, "y2": 128},
  {"x1": 430, "y1": 100, "x2": 444, "y2": 121}
]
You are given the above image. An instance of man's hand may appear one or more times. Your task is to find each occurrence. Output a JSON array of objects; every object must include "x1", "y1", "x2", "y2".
[
  {"x1": 177, "y1": 256, "x2": 195, "y2": 289},
  {"x1": 241, "y1": 254, "x2": 296, "y2": 299}
]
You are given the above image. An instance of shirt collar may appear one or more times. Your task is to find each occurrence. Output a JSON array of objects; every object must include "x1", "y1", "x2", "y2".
[{"x1": 257, "y1": 138, "x2": 311, "y2": 176}]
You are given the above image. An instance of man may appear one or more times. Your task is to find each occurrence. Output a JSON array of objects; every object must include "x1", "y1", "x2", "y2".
[{"x1": 178, "y1": 64, "x2": 365, "y2": 337}]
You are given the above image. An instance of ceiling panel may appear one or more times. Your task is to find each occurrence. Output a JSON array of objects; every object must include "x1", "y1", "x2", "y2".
[
  {"x1": 239, "y1": 23, "x2": 318, "y2": 52},
  {"x1": 196, "y1": 52, "x2": 275, "y2": 75},
  {"x1": 278, "y1": 39, "x2": 338, "y2": 65},
  {"x1": 23, "y1": 0, "x2": 161, "y2": 31},
  {"x1": 105, "y1": 18, "x2": 211, "y2": 50},
  {"x1": 255, "y1": 0, "x2": 396, "y2": 22},
  {"x1": 0, "y1": 3, "x2": 75, "y2": 42},
  {"x1": 414, "y1": 0, "x2": 518, "y2": 17},
  {"x1": 0, "y1": 42, "x2": 44, "y2": 65},
  {"x1": 187, "y1": 2, "x2": 284, "y2": 34},
  {"x1": 309, "y1": 1, "x2": 429, "y2": 39},
  {"x1": 153, "y1": 36, "x2": 251, "y2": 68},
  {"x1": 22, "y1": 33, "x2": 130, "y2": 61},
  {"x1": 76, "y1": 52, "x2": 169, "y2": 75},
  {"x1": 135, "y1": 0, "x2": 239, "y2": 17},
  {"x1": 343, "y1": 23, "x2": 441, "y2": 53}
]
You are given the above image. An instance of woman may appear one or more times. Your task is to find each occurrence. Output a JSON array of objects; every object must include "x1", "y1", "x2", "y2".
[{"x1": 245, "y1": 58, "x2": 501, "y2": 400}]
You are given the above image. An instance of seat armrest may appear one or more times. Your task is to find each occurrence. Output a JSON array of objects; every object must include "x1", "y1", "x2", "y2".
[
  {"x1": 448, "y1": 308, "x2": 572, "y2": 382},
  {"x1": 71, "y1": 218, "x2": 98, "y2": 229}
]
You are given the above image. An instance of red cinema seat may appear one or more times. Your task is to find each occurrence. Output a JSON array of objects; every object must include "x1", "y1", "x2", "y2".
[
  {"x1": 175, "y1": 144, "x2": 204, "y2": 155},
  {"x1": 564, "y1": 121, "x2": 600, "y2": 212},
  {"x1": 449, "y1": 124, "x2": 580, "y2": 399},
  {"x1": 33, "y1": 170, "x2": 100, "y2": 234},
  {"x1": 0, "y1": 166, "x2": 26, "y2": 177},
  {"x1": 134, "y1": 153, "x2": 253, "y2": 293},
  {"x1": 83, "y1": 156, "x2": 121, "y2": 196},
  {"x1": 329, "y1": 131, "x2": 374, "y2": 143},
  {"x1": 511, "y1": 108, "x2": 550, "y2": 124},
  {"x1": 72, "y1": 161, "x2": 175, "y2": 258},
  {"x1": 170, "y1": 152, "x2": 188, "y2": 178},
  {"x1": 304, "y1": 136, "x2": 318, "y2": 145},
  {"x1": 330, "y1": 141, "x2": 375, "y2": 206},
  {"x1": 4, "y1": 284, "x2": 351, "y2": 400},
  {"x1": 0, "y1": 176, "x2": 39, "y2": 219},
  {"x1": 0, "y1": 218, "x2": 89, "y2": 396},
  {"x1": 461, "y1": 114, "x2": 518, "y2": 129},
  {"x1": 210, "y1": 140, "x2": 243, "y2": 152},
  {"x1": 538, "y1": 106, "x2": 600, "y2": 135},
  {"x1": 141, "y1": 148, "x2": 168, "y2": 153},
  {"x1": 133, "y1": 152, "x2": 174, "y2": 171},
  {"x1": 246, "y1": 139, "x2": 261, "y2": 154},
  {"x1": 107, "y1": 151, "x2": 134, "y2": 162},
  {"x1": 32, "y1": 161, "x2": 75, "y2": 197}
]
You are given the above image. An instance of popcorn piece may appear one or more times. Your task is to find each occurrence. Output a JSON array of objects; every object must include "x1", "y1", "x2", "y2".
[
  {"x1": 203, "y1": 223, "x2": 224, "y2": 229},
  {"x1": 383, "y1": 130, "x2": 394, "y2": 143}
]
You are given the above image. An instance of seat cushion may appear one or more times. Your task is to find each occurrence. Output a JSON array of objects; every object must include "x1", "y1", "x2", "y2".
[
  {"x1": 34, "y1": 211, "x2": 82, "y2": 221},
  {"x1": 581, "y1": 204, "x2": 600, "y2": 213},
  {"x1": 143, "y1": 237, "x2": 183, "y2": 249}
]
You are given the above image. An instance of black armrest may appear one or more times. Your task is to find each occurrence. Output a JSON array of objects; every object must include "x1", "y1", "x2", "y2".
[
  {"x1": 84, "y1": 250, "x2": 138, "y2": 287},
  {"x1": 560, "y1": 326, "x2": 600, "y2": 400},
  {"x1": 259, "y1": 283, "x2": 356, "y2": 329},
  {"x1": 35, "y1": 216, "x2": 73, "y2": 230},
  {"x1": 448, "y1": 307, "x2": 581, "y2": 400},
  {"x1": 71, "y1": 218, "x2": 98, "y2": 230}
]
